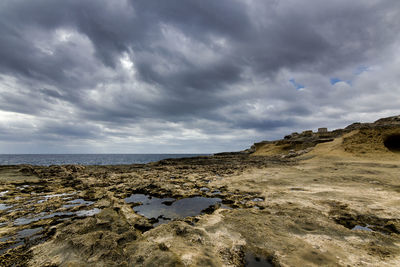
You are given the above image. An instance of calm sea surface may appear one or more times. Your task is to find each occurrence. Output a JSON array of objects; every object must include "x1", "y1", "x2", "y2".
[{"x1": 0, "y1": 154, "x2": 208, "y2": 166}]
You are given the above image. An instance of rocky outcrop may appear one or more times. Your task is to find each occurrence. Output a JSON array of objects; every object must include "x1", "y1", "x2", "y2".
[
  {"x1": 1, "y1": 117, "x2": 400, "y2": 266},
  {"x1": 251, "y1": 115, "x2": 400, "y2": 156}
]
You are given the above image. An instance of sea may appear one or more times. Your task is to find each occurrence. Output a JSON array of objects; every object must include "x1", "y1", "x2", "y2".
[{"x1": 0, "y1": 154, "x2": 208, "y2": 166}]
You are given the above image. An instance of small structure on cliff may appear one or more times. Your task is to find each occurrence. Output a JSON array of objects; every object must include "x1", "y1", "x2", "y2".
[{"x1": 250, "y1": 115, "x2": 400, "y2": 157}]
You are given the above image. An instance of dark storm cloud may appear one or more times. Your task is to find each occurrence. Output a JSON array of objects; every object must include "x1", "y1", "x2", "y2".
[
  {"x1": 236, "y1": 119, "x2": 295, "y2": 131},
  {"x1": 0, "y1": 0, "x2": 400, "y2": 153}
]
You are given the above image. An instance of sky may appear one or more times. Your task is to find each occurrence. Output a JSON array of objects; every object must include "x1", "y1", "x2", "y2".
[{"x1": 1, "y1": 0, "x2": 400, "y2": 154}]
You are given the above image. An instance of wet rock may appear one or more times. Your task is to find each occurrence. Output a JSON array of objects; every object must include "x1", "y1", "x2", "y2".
[
  {"x1": 18, "y1": 166, "x2": 37, "y2": 176},
  {"x1": 1, "y1": 132, "x2": 400, "y2": 266}
]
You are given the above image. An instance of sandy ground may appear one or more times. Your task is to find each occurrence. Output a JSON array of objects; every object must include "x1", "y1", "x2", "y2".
[{"x1": 0, "y1": 135, "x2": 399, "y2": 266}]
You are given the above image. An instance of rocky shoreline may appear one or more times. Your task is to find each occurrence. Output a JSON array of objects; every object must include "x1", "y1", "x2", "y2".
[{"x1": 1, "y1": 116, "x2": 400, "y2": 266}]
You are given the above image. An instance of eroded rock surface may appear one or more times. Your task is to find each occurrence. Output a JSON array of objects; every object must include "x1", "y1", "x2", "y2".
[{"x1": 1, "y1": 116, "x2": 400, "y2": 266}]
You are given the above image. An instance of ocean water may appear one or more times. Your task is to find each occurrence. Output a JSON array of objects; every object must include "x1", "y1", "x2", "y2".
[{"x1": 0, "y1": 154, "x2": 207, "y2": 166}]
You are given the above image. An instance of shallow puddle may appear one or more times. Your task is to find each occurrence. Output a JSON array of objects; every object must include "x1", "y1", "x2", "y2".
[
  {"x1": 125, "y1": 194, "x2": 222, "y2": 223},
  {"x1": 76, "y1": 208, "x2": 101, "y2": 217},
  {"x1": 13, "y1": 207, "x2": 100, "y2": 226},
  {"x1": 0, "y1": 236, "x2": 10, "y2": 242},
  {"x1": 17, "y1": 227, "x2": 43, "y2": 238},
  {"x1": 63, "y1": 199, "x2": 94, "y2": 209},
  {"x1": 352, "y1": 225, "x2": 373, "y2": 231},
  {"x1": 244, "y1": 252, "x2": 273, "y2": 267},
  {"x1": 0, "y1": 227, "x2": 44, "y2": 255},
  {"x1": 125, "y1": 194, "x2": 174, "y2": 206},
  {"x1": 0, "y1": 203, "x2": 12, "y2": 210},
  {"x1": 14, "y1": 211, "x2": 74, "y2": 225},
  {"x1": 16, "y1": 185, "x2": 30, "y2": 190},
  {"x1": 37, "y1": 192, "x2": 76, "y2": 203},
  {"x1": 0, "y1": 241, "x2": 24, "y2": 255}
]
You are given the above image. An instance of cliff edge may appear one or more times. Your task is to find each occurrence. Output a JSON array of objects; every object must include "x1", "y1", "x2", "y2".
[{"x1": 251, "y1": 115, "x2": 400, "y2": 158}]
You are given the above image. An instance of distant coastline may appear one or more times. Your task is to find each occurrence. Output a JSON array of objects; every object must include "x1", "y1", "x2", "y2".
[{"x1": 0, "y1": 154, "x2": 209, "y2": 166}]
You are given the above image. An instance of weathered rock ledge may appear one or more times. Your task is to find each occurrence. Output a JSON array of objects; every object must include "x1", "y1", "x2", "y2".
[
  {"x1": 0, "y1": 116, "x2": 400, "y2": 266},
  {"x1": 251, "y1": 115, "x2": 400, "y2": 157}
]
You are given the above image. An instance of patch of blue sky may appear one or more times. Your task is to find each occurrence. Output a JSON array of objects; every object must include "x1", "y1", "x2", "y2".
[
  {"x1": 354, "y1": 65, "x2": 369, "y2": 75},
  {"x1": 330, "y1": 77, "x2": 342, "y2": 85},
  {"x1": 289, "y1": 78, "x2": 305, "y2": 90},
  {"x1": 330, "y1": 77, "x2": 352, "y2": 86}
]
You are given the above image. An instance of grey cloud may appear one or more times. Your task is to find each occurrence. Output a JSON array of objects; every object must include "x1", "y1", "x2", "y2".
[
  {"x1": 0, "y1": 0, "x2": 400, "y2": 153},
  {"x1": 235, "y1": 119, "x2": 296, "y2": 131},
  {"x1": 37, "y1": 122, "x2": 103, "y2": 140}
]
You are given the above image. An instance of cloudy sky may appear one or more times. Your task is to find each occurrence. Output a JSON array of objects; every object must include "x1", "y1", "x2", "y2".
[{"x1": 1, "y1": 0, "x2": 400, "y2": 153}]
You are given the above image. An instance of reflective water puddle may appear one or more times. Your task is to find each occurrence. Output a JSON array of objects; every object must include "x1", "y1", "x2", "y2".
[
  {"x1": 17, "y1": 227, "x2": 43, "y2": 238},
  {"x1": 0, "y1": 204, "x2": 12, "y2": 210},
  {"x1": 124, "y1": 194, "x2": 223, "y2": 224},
  {"x1": 62, "y1": 199, "x2": 94, "y2": 209},
  {"x1": 0, "y1": 227, "x2": 43, "y2": 255},
  {"x1": 14, "y1": 207, "x2": 100, "y2": 225},
  {"x1": 37, "y1": 192, "x2": 76, "y2": 203},
  {"x1": 14, "y1": 212, "x2": 75, "y2": 226},
  {"x1": 76, "y1": 208, "x2": 101, "y2": 217},
  {"x1": 244, "y1": 252, "x2": 274, "y2": 267},
  {"x1": 352, "y1": 225, "x2": 373, "y2": 231}
]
